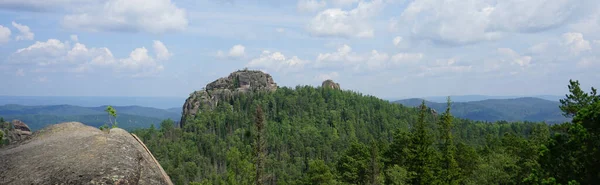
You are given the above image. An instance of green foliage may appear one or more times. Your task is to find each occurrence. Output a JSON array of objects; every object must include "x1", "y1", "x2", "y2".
[
  {"x1": 559, "y1": 79, "x2": 599, "y2": 117},
  {"x1": 132, "y1": 85, "x2": 572, "y2": 185},
  {"x1": 105, "y1": 105, "x2": 118, "y2": 128}
]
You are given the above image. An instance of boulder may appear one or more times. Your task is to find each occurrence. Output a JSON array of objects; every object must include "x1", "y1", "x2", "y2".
[
  {"x1": 322, "y1": 79, "x2": 341, "y2": 90},
  {"x1": 0, "y1": 120, "x2": 32, "y2": 145},
  {"x1": 180, "y1": 69, "x2": 277, "y2": 127},
  {"x1": 0, "y1": 122, "x2": 173, "y2": 185}
]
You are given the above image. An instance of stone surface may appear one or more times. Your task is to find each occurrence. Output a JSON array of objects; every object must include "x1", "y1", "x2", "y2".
[
  {"x1": 180, "y1": 69, "x2": 277, "y2": 127},
  {"x1": 322, "y1": 79, "x2": 341, "y2": 90},
  {"x1": 0, "y1": 120, "x2": 32, "y2": 145},
  {"x1": 0, "y1": 122, "x2": 173, "y2": 185}
]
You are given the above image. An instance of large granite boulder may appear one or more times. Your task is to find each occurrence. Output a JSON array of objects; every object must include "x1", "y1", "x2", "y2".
[
  {"x1": 322, "y1": 79, "x2": 341, "y2": 90},
  {"x1": 180, "y1": 69, "x2": 277, "y2": 127},
  {"x1": 0, "y1": 120, "x2": 32, "y2": 145},
  {"x1": 0, "y1": 122, "x2": 173, "y2": 185}
]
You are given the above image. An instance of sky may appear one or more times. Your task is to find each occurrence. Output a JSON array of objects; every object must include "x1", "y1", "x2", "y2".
[{"x1": 0, "y1": 0, "x2": 599, "y2": 100}]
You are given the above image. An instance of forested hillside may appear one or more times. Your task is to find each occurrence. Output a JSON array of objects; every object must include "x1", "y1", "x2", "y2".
[
  {"x1": 133, "y1": 79, "x2": 600, "y2": 185},
  {"x1": 395, "y1": 97, "x2": 568, "y2": 123},
  {"x1": 0, "y1": 104, "x2": 180, "y2": 131}
]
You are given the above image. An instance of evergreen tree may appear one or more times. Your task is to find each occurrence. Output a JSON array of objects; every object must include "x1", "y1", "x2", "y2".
[
  {"x1": 254, "y1": 105, "x2": 267, "y2": 185},
  {"x1": 438, "y1": 97, "x2": 460, "y2": 184},
  {"x1": 559, "y1": 79, "x2": 599, "y2": 117},
  {"x1": 408, "y1": 101, "x2": 437, "y2": 185}
]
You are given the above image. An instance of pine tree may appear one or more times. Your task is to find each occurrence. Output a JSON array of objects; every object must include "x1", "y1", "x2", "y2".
[
  {"x1": 438, "y1": 97, "x2": 460, "y2": 184},
  {"x1": 408, "y1": 101, "x2": 437, "y2": 185},
  {"x1": 254, "y1": 105, "x2": 266, "y2": 185}
]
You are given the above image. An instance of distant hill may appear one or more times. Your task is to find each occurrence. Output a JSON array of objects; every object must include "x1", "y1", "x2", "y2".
[
  {"x1": 394, "y1": 97, "x2": 569, "y2": 124},
  {"x1": 392, "y1": 95, "x2": 564, "y2": 103},
  {"x1": 0, "y1": 104, "x2": 181, "y2": 131},
  {"x1": 0, "y1": 96, "x2": 185, "y2": 109}
]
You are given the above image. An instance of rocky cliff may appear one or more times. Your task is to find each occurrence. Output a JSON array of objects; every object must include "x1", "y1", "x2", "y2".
[
  {"x1": 0, "y1": 122, "x2": 173, "y2": 185},
  {"x1": 180, "y1": 69, "x2": 277, "y2": 127},
  {"x1": 322, "y1": 79, "x2": 341, "y2": 90},
  {"x1": 0, "y1": 120, "x2": 32, "y2": 145}
]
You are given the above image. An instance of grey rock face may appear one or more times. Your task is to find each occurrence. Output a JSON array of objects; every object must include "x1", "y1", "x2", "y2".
[
  {"x1": 0, "y1": 122, "x2": 173, "y2": 185},
  {"x1": 180, "y1": 69, "x2": 277, "y2": 127},
  {"x1": 0, "y1": 120, "x2": 32, "y2": 145},
  {"x1": 322, "y1": 79, "x2": 341, "y2": 90}
]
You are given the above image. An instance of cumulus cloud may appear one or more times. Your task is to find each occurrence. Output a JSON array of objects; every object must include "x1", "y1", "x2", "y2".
[
  {"x1": 9, "y1": 38, "x2": 170, "y2": 77},
  {"x1": 395, "y1": 0, "x2": 589, "y2": 45},
  {"x1": 153, "y1": 40, "x2": 172, "y2": 60},
  {"x1": 307, "y1": 0, "x2": 384, "y2": 38},
  {"x1": 528, "y1": 42, "x2": 549, "y2": 54},
  {"x1": 217, "y1": 44, "x2": 246, "y2": 59},
  {"x1": 562, "y1": 32, "x2": 591, "y2": 55},
  {"x1": 11, "y1": 21, "x2": 34, "y2": 41},
  {"x1": 62, "y1": 0, "x2": 188, "y2": 33},
  {"x1": 390, "y1": 53, "x2": 424, "y2": 65},
  {"x1": 297, "y1": 0, "x2": 327, "y2": 12},
  {"x1": 0, "y1": 25, "x2": 11, "y2": 44},
  {"x1": 393, "y1": 36, "x2": 402, "y2": 46},
  {"x1": 315, "y1": 71, "x2": 340, "y2": 81},
  {"x1": 247, "y1": 50, "x2": 309, "y2": 72},
  {"x1": 316, "y1": 44, "x2": 423, "y2": 71},
  {"x1": 497, "y1": 48, "x2": 532, "y2": 67},
  {"x1": 419, "y1": 58, "x2": 472, "y2": 77}
]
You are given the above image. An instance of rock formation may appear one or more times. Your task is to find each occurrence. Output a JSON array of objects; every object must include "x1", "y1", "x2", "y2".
[
  {"x1": 322, "y1": 79, "x2": 341, "y2": 90},
  {"x1": 0, "y1": 120, "x2": 32, "y2": 145},
  {"x1": 180, "y1": 69, "x2": 277, "y2": 127},
  {"x1": 0, "y1": 122, "x2": 173, "y2": 185}
]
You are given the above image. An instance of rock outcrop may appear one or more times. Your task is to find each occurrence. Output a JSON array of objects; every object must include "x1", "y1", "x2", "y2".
[
  {"x1": 0, "y1": 122, "x2": 173, "y2": 185},
  {"x1": 0, "y1": 120, "x2": 32, "y2": 145},
  {"x1": 180, "y1": 69, "x2": 277, "y2": 127},
  {"x1": 322, "y1": 79, "x2": 341, "y2": 90}
]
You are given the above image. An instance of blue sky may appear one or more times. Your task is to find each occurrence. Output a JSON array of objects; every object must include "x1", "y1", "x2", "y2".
[{"x1": 0, "y1": 0, "x2": 599, "y2": 100}]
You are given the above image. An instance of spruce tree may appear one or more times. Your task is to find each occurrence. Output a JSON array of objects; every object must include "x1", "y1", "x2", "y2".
[
  {"x1": 254, "y1": 105, "x2": 266, "y2": 185},
  {"x1": 438, "y1": 97, "x2": 460, "y2": 184},
  {"x1": 408, "y1": 101, "x2": 437, "y2": 185}
]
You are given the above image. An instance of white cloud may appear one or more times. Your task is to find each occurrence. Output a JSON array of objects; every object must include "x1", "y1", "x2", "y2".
[
  {"x1": 297, "y1": 0, "x2": 327, "y2": 12},
  {"x1": 247, "y1": 50, "x2": 309, "y2": 72},
  {"x1": 276, "y1": 28, "x2": 285, "y2": 33},
  {"x1": 316, "y1": 44, "x2": 424, "y2": 71},
  {"x1": 393, "y1": 36, "x2": 402, "y2": 46},
  {"x1": 497, "y1": 48, "x2": 532, "y2": 67},
  {"x1": 307, "y1": 0, "x2": 384, "y2": 38},
  {"x1": 62, "y1": 0, "x2": 188, "y2": 33},
  {"x1": 0, "y1": 25, "x2": 10, "y2": 44},
  {"x1": 153, "y1": 40, "x2": 172, "y2": 60},
  {"x1": 419, "y1": 58, "x2": 472, "y2": 77},
  {"x1": 395, "y1": 0, "x2": 589, "y2": 45},
  {"x1": 10, "y1": 39, "x2": 169, "y2": 77},
  {"x1": 70, "y1": 35, "x2": 78, "y2": 42},
  {"x1": 217, "y1": 44, "x2": 246, "y2": 59},
  {"x1": 16, "y1": 69, "x2": 25, "y2": 76},
  {"x1": 228, "y1": 45, "x2": 245, "y2": 58},
  {"x1": 390, "y1": 53, "x2": 423, "y2": 65},
  {"x1": 13, "y1": 39, "x2": 68, "y2": 65},
  {"x1": 562, "y1": 32, "x2": 591, "y2": 55},
  {"x1": 528, "y1": 42, "x2": 548, "y2": 54},
  {"x1": 330, "y1": 0, "x2": 358, "y2": 7},
  {"x1": 11, "y1": 21, "x2": 34, "y2": 41},
  {"x1": 315, "y1": 71, "x2": 339, "y2": 81},
  {"x1": 316, "y1": 44, "x2": 363, "y2": 68}
]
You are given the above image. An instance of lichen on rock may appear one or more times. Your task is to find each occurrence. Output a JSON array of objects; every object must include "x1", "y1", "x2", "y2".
[{"x1": 180, "y1": 69, "x2": 278, "y2": 128}]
